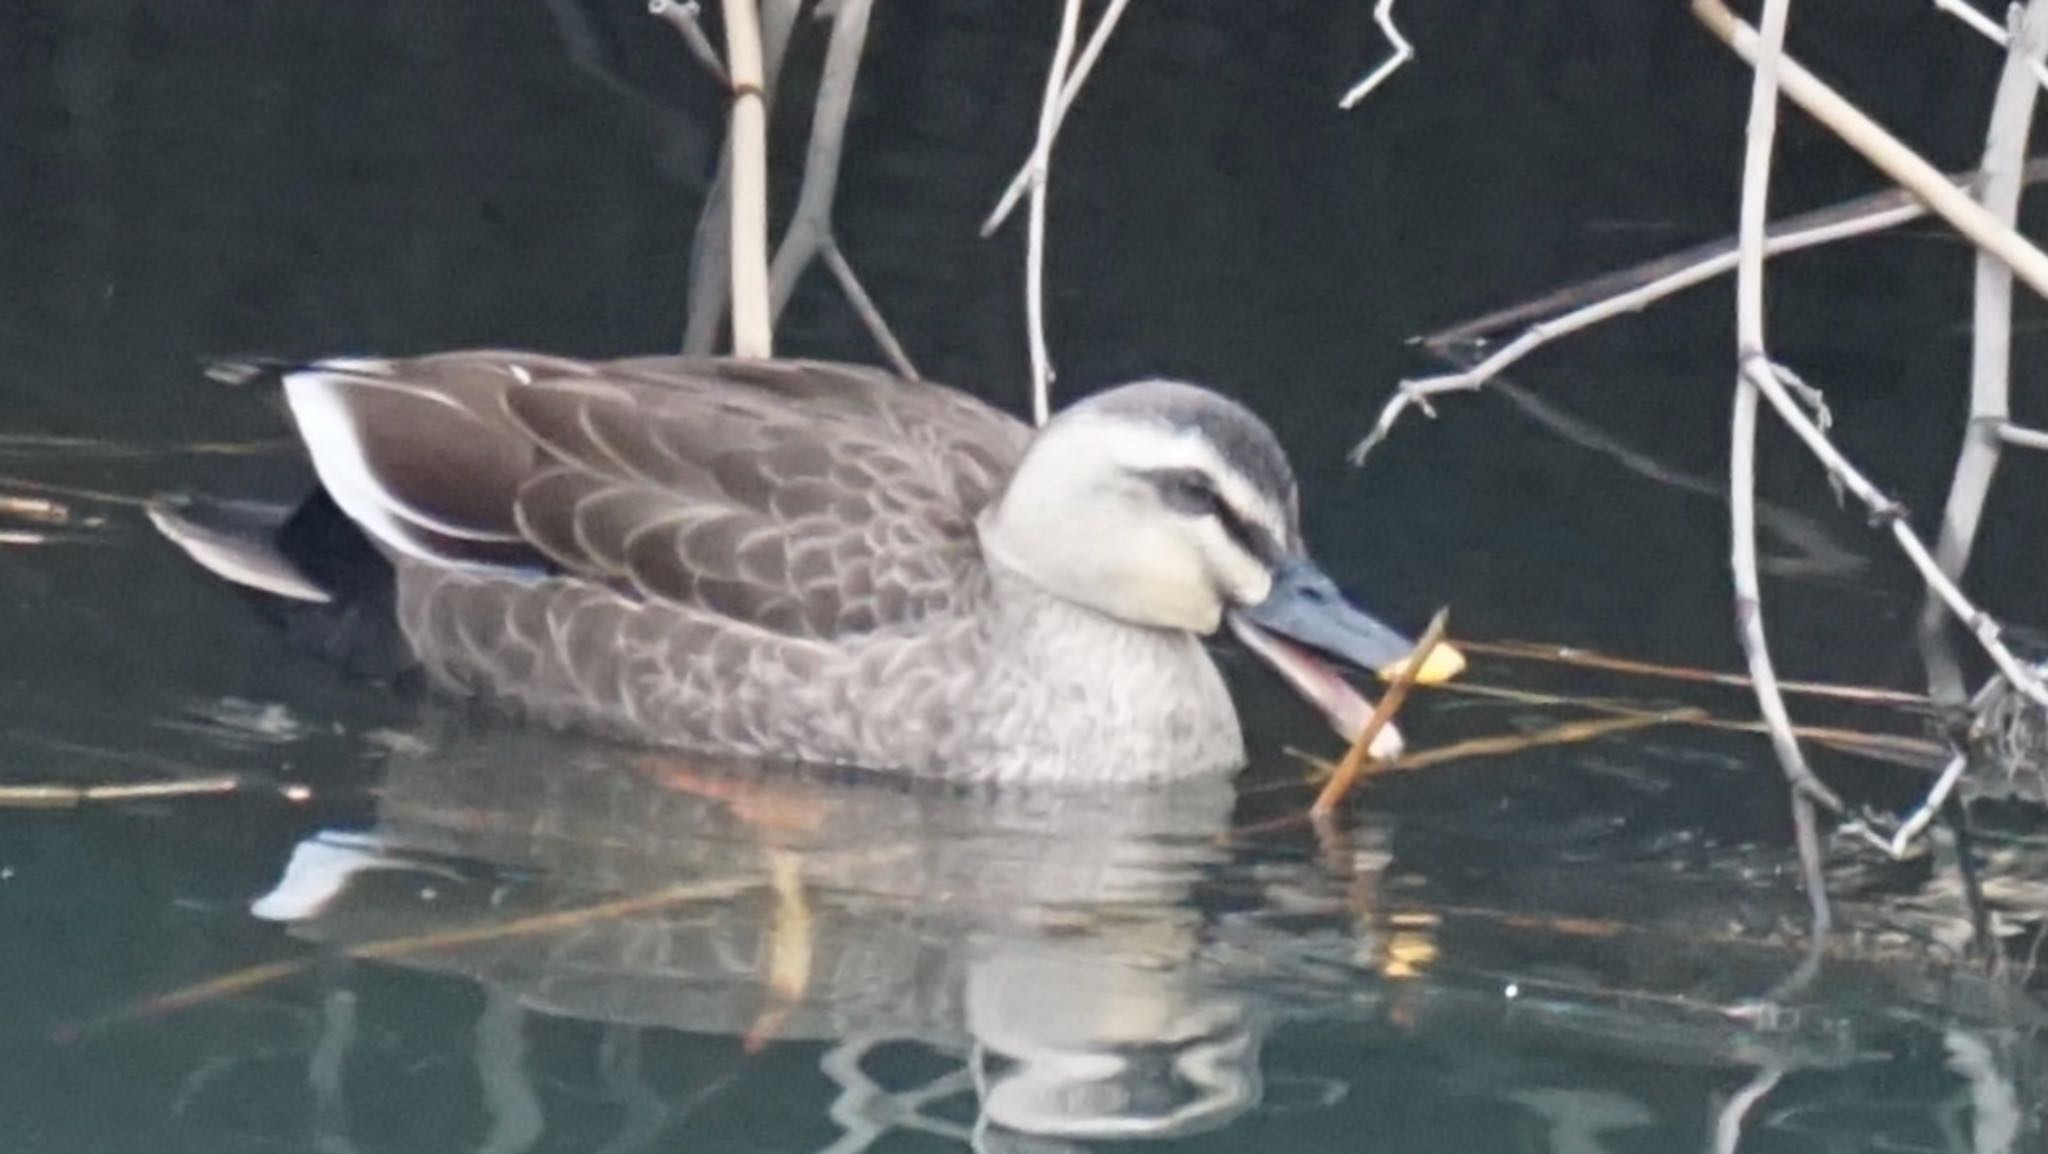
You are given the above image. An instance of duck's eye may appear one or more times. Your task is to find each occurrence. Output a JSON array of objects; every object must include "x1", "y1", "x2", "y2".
[{"x1": 1151, "y1": 468, "x2": 1222, "y2": 518}]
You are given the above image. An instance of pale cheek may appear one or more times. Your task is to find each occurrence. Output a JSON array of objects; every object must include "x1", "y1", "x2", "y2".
[{"x1": 1203, "y1": 530, "x2": 1272, "y2": 607}]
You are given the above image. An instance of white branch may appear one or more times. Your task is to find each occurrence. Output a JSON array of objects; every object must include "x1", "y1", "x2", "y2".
[
  {"x1": 1919, "y1": 0, "x2": 2048, "y2": 704},
  {"x1": 1349, "y1": 197, "x2": 1925, "y2": 462},
  {"x1": 1021, "y1": 0, "x2": 1084, "y2": 427},
  {"x1": 1929, "y1": 0, "x2": 2048, "y2": 91},
  {"x1": 1850, "y1": 751, "x2": 1970, "y2": 858},
  {"x1": 981, "y1": 0, "x2": 1134, "y2": 237},
  {"x1": 648, "y1": 0, "x2": 729, "y2": 85},
  {"x1": 1729, "y1": 0, "x2": 1840, "y2": 946},
  {"x1": 1338, "y1": 0, "x2": 1414, "y2": 109},
  {"x1": 1745, "y1": 357, "x2": 2048, "y2": 710}
]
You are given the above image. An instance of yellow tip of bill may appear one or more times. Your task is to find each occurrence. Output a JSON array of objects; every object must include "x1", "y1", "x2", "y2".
[{"x1": 1379, "y1": 642, "x2": 1467, "y2": 686}]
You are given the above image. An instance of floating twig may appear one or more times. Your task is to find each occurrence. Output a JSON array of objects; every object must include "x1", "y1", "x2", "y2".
[{"x1": 1311, "y1": 609, "x2": 1448, "y2": 815}]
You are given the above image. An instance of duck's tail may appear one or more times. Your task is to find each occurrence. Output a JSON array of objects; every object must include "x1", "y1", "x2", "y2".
[{"x1": 149, "y1": 486, "x2": 413, "y2": 681}]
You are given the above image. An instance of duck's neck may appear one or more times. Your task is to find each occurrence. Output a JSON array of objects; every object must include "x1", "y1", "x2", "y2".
[{"x1": 968, "y1": 555, "x2": 1244, "y2": 785}]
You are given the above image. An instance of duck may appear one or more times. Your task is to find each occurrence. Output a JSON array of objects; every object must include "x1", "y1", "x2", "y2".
[{"x1": 150, "y1": 353, "x2": 1462, "y2": 786}]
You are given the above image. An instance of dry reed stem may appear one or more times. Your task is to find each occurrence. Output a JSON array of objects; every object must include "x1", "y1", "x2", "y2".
[
  {"x1": 1232, "y1": 710, "x2": 1693, "y2": 836},
  {"x1": 1918, "y1": 0, "x2": 2048, "y2": 705},
  {"x1": 1433, "y1": 681, "x2": 1946, "y2": 765},
  {"x1": 1695, "y1": 0, "x2": 2048, "y2": 300},
  {"x1": 720, "y1": 0, "x2": 773, "y2": 358},
  {"x1": 1459, "y1": 639, "x2": 1932, "y2": 708},
  {"x1": 681, "y1": 0, "x2": 800, "y2": 354},
  {"x1": 1310, "y1": 609, "x2": 1448, "y2": 815}
]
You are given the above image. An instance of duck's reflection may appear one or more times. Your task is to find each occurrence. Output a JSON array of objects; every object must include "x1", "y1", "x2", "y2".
[{"x1": 255, "y1": 727, "x2": 1261, "y2": 1146}]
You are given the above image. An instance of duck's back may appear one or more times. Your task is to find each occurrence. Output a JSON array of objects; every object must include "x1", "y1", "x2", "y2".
[{"x1": 198, "y1": 353, "x2": 1036, "y2": 767}]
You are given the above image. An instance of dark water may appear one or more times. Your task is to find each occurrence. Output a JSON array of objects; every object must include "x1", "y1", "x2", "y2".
[{"x1": 5, "y1": 1, "x2": 2048, "y2": 1150}]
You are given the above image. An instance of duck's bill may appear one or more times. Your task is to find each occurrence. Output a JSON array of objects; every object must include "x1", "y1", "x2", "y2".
[{"x1": 1235, "y1": 560, "x2": 1465, "y2": 685}]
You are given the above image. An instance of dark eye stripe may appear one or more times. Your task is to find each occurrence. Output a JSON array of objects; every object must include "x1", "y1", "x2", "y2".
[{"x1": 1137, "y1": 467, "x2": 1282, "y2": 564}]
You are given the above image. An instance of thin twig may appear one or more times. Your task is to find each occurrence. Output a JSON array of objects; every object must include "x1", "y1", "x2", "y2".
[
  {"x1": 1743, "y1": 356, "x2": 2048, "y2": 711},
  {"x1": 766, "y1": 0, "x2": 872, "y2": 319},
  {"x1": 1430, "y1": 680, "x2": 1946, "y2": 766},
  {"x1": 822, "y1": 240, "x2": 919, "y2": 379},
  {"x1": 1696, "y1": 0, "x2": 2048, "y2": 300},
  {"x1": 1846, "y1": 752, "x2": 1971, "y2": 859},
  {"x1": 1350, "y1": 162, "x2": 2048, "y2": 462},
  {"x1": 1919, "y1": 0, "x2": 2048, "y2": 705},
  {"x1": 1337, "y1": 0, "x2": 1414, "y2": 109},
  {"x1": 647, "y1": 0, "x2": 729, "y2": 86},
  {"x1": 1994, "y1": 419, "x2": 2048, "y2": 450},
  {"x1": 981, "y1": 0, "x2": 1134, "y2": 237},
  {"x1": 1713, "y1": 1063, "x2": 1786, "y2": 1154},
  {"x1": 1020, "y1": 0, "x2": 1084, "y2": 427},
  {"x1": 721, "y1": 0, "x2": 773, "y2": 359},
  {"x1": 1459, "y1": 639, "x2": 1932, "y2": 708},
  {"x1": 1929, "y1": 0, "x2": 2048, "y2": 91},
  {"x1": 761, "y1": 0, "x2": 918, "y2": 379},
  {"x1": 1311, "y1": 609, "x2": 1448, "y2": 815},
  {"x1": 1727, "y1": 0, "x2": 1838, "y2": 956}
]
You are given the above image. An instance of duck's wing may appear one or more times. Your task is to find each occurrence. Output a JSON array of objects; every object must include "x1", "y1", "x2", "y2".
[{"x1": 285, "y1": 352, "x2": 1031, "y2": 640}]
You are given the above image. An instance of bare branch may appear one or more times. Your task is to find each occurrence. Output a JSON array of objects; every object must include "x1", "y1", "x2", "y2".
[
  {"x1": 1929, "y1": 0, "x2": 2048, "y2": 91},
  {"x1": 981, "y1": 0, "x2": 1135, "y2": 237},
  {"x1": 648, "y1": 0, "x2": 730, "y2": 85},
  {"x1": 1021, "y1": 0, "x2": 1084, "y2": 426},
  {"x1": 1728, "y1": 0, "x2": 1839, "y2": 950},
  {"x1": 1696, "y1": 0, "x2": 2048, "y2": 300},
  {"x1": 1338, "y1": 0, "x2": 1414, "y2": 109},
  {"x1": 1352, "y1": 161, "x2": 2048, "y2": 463},
  {"x1": 823, "y1": 239, "x2": 919, "y2": 380},
  {"x1": 1919, "y1": 0, "x2": 2048, "y2": 704},
  {"x1": 1745, "y1": 356, "x2": 2048, "y2": 710}
]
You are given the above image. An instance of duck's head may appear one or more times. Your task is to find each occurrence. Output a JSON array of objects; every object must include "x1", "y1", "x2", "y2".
[{"x1": 980, "y1": 381, "x2": 1463, "y2": 738}]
